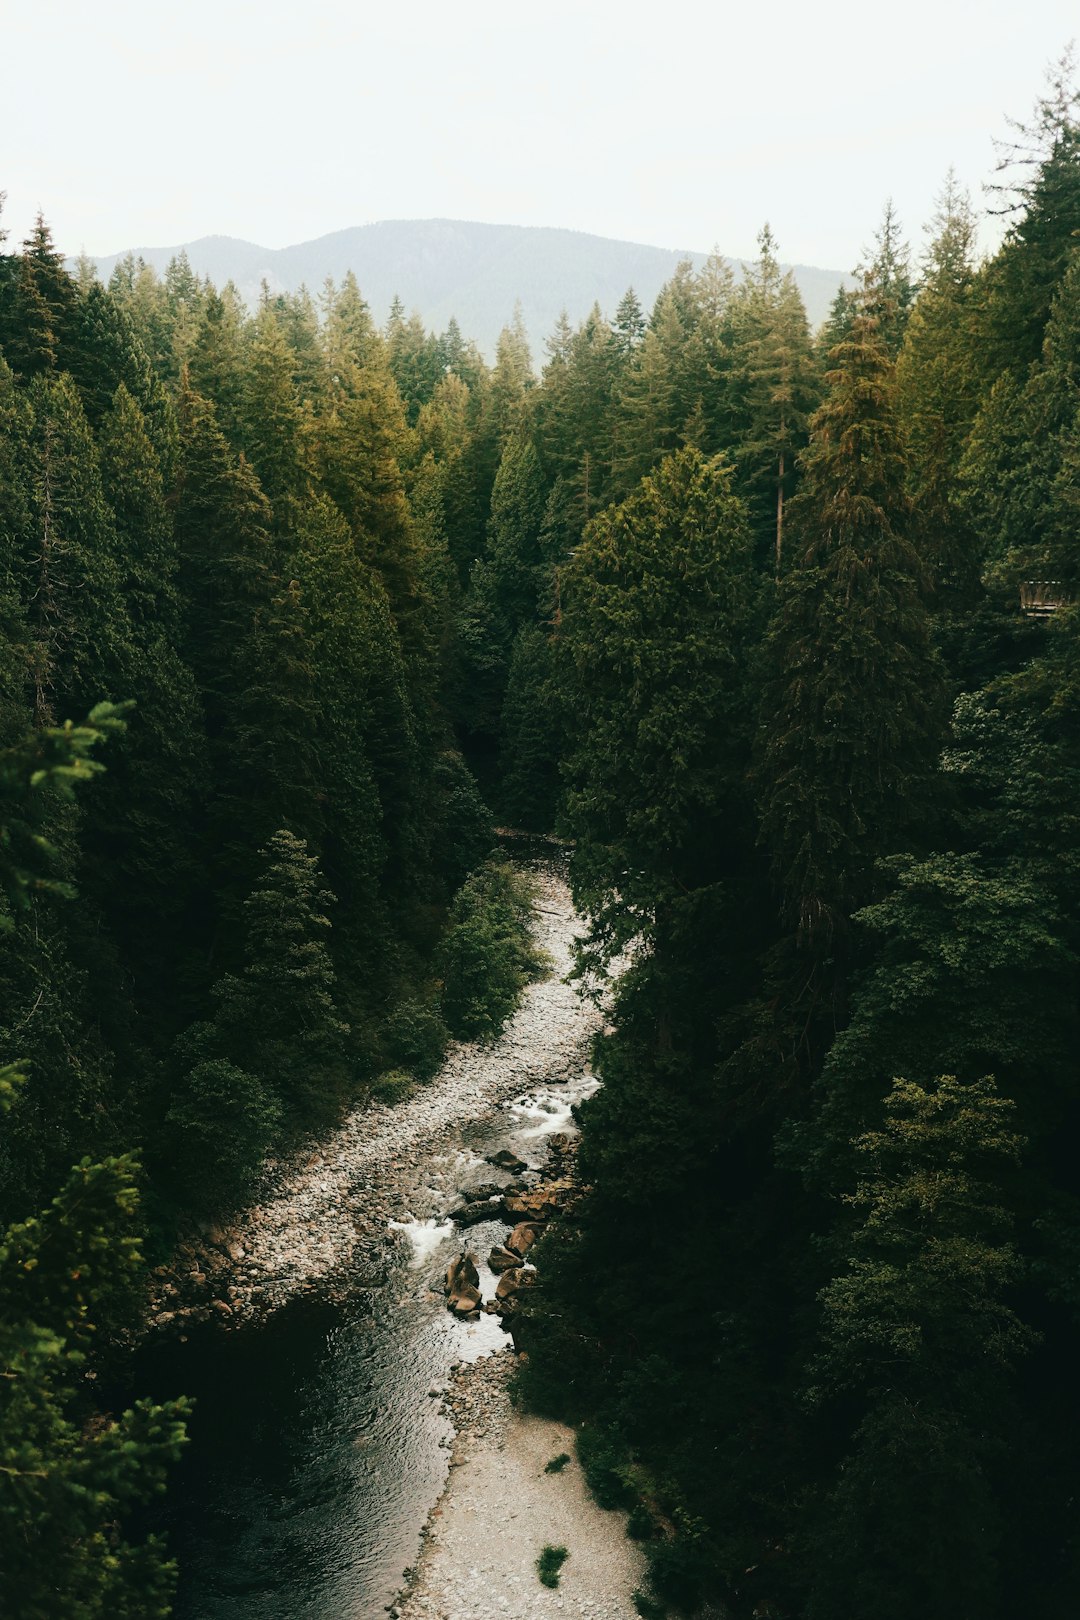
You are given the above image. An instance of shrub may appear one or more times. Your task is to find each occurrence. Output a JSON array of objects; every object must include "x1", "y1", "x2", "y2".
[
  {"x1": 370, "y1": 1069, "x2": 418, "y2": 1106},
  {"x1": 647, "y1": 1533, "x2": 712, "y2": 1611},
  {"x1": 437, "y1": 859, "x2": 548, "y2": 1041},
  {"x1": 164, "y1": 1056, "x2": 281, "y2": 1210},
  {"x1": 627, "y1": 1503, "x2": 658, "y2": 1540},
  {"x1": 537, "y1": 1545, "x2": 569, "y2": 1588},
  {"x1": 576, "y1": 1424, "x2": 637, "y2": 1511},
  {"x1": 545, "y1": 1451, "x2": 572, "y2": 1474},
  {"x1": 382, "y1": 996, "x2": 448, "y2": 1082},
  {"x1": 632, "y1": 1591, "x2": 667, "y2": 1620}
]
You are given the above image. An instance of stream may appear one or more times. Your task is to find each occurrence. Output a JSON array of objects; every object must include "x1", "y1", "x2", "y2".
[{"x1": 134, "y1": 850, "x2": 601, "y2": 1619}]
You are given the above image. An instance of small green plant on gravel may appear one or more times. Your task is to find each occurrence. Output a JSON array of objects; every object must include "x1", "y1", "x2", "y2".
[
  {"x1": 632, "y1": 1589, "x2": 667, "y2": 1619},
  {"x1": 544, "y1": 1451, "x2": 572, "y2": 1473},
  {"x1": 370, "y1": 1068, "x2": 417, "y2": 1105},
  {"x1": 537, "y1": 1544, "x2": 569, "y2": 1588}
]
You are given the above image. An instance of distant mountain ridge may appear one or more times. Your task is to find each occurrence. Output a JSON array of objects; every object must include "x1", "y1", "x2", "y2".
[{"x1": 82, "y1": 218, "x2": 849, "y2": 358}]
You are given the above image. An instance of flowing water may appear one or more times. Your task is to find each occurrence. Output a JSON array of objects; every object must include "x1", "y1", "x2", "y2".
[{"x1": 137, "y1": 1070, "x2": 598, "y2": 1619}]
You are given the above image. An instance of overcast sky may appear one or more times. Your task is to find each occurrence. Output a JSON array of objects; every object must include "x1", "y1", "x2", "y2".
[{"x1": 3, "y1": 1, "x2": 1076, "y2": 272}]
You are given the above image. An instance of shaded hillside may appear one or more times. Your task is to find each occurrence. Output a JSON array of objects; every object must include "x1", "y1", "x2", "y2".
[{"x1": 84, "y1": 218, "x2": 848, "y2": 354}]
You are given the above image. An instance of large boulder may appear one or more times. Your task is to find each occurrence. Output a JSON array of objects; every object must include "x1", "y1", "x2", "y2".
[
  {"x1": 457, "y1": 1181, "x2": 502, "y2": 1201},
  {"x1": 495, "y1": 1267, "x2": 524, "y2": 1302},
  {"x1": 488, "y1": 1245, "x2": 521, "y2": 1273},
  {"x1": 501, "y1": 1181, "x2": 576, "y2": 1220},
  {"x1": 495, "y1": 1266, "x2": 537, "y2": 1302},
  {"x1": 453, "y1": 1198, "x2": 501, "y2": 1228},
  {"x1": 506, "y1": 1223, "x2": 540, "y2": 1258},
  {"x1": 445, "y1": 1251, "x2": 482, "y2": 1315},
  {"x1": 487, "y1": 1149, "x2": 528, "y2": 1174}
]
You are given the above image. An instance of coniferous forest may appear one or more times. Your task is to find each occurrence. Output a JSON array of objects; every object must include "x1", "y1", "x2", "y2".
[{"x1": 3, "y1": 59, "x2": 1080, "y2": 1620}]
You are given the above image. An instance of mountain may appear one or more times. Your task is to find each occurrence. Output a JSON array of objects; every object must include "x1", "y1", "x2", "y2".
[{"x1": 83, "y1": 218, "x2": 849, "y2": 357}]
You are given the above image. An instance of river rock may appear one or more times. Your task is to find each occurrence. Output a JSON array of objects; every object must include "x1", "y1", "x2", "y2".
[
  {"x1": 487, "y1": 1149, "x2": 528, "y2": 1173},
  {"x1": 506, "y1": 1222, "x2": 540, "y2": 1258},
  {"x1": 498, "y1": 1179, "x2": 566, "y2": 1218},
  {"x1": 494, "y1": 1266, "x2": 536, "y2": 1302},
  {"x1": 452, "y1": 1198, "x2": 501, "y2": 1227},
  {"x1": 488, "y1": 1245, "x2": 520, "y2": 1273},
  {"x1": 457, "y1": 1181, "x2": 502, "y2": 1201},
  {"x1": 445, "y1": 1252, "x2": 482, "y2": 1315}
]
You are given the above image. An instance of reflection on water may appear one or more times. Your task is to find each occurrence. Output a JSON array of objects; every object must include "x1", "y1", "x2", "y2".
[
  {"x1": 141, "y1": 1231, "x2": 504, "y2": 1620},
  {"x1": 136, "y1": 1071, "x2": 597, "y2": 1620}
]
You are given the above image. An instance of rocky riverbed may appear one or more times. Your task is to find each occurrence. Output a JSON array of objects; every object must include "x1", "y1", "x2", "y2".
[{"x1": 147, "y1": 852, "x2": 604, "y2": 1336}]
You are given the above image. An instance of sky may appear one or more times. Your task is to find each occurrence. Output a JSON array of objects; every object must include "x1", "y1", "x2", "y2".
[{"x1": 3, "y1": 0, "x2": 1077, "y2": 272}]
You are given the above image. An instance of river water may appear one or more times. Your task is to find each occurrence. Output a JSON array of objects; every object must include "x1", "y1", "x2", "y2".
[{"x1": 137, "y1": 1071, "x2": 598, "y2": 1619}]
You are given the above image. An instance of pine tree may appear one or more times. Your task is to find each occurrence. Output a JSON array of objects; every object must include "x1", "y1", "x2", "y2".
[
  {"x1": 730, "y1": 226, "x2": 818, "y2": 572},
  {"x1": 174, "y1": 380, "x2": 320, "y2": 900},
  {"x1": 896, "y1": 172, "x2": 983, "y2": 609},
  {"x1": 21, "y1": 372, "x2": 134, "y2": 723},
  {"x1": 803, "y1": 1075, "x2": 1032, "y2": 1620},
  {"x1": 756, "y1": 310, "x2": 945, "y2": 949},
  {"x1": 980, "y1": 51, "x2": 1080, "y2": 375},
  {"x1": 87, "y1": 384, "x2": 205, "y2": 1004},
  {"x1": 563, "y1": 446, "x2": 757, "y2": 960}
]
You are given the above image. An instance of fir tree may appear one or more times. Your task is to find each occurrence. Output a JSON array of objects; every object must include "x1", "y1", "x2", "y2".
[{"x1": 756, "y1": 310, "x2": 945, "y2": 949}]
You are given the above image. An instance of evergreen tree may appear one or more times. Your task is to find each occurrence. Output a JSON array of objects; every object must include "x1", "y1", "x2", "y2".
[
  {"x1": 173, "y1": 380, "x2": 320, "y2": 899},
  {"x1": 803, "y1": 1075, "x2": 1032, "y2": 1620},
  {"x1": 896, "y1": 172, "x2": 983, "y2": 609},
  {"x1": 563, "y1": 446, "x2": 757, "y2": 959},
  {"x1": 730, "y1": 226, "x2": 818, "y2": 572},
  {"x1": 756, "y1": 310, "x2": 944, "y2": 950}
]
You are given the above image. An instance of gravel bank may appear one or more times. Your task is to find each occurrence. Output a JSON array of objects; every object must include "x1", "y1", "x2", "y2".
[
  {"x1": 148, "y1": 853, "x2": 603, "y2": 1332},
  {"x1": 396, "y1": 1352, "x2": 646, "y2": 1620}
]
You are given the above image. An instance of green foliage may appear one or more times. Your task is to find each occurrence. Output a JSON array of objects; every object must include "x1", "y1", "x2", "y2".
[
  {"x1": 536, "y1": 1544, "x2": 568, "y2": 1588},
  {"x1": 369, "y1": 1068, "x2": 418, "y2": 1106},
  {"x1": 632, "y1": 1589, "x2": 666, "y2": 1620},
  {"x1": 544, "y1": 1451, "x2": 571, "y2": 1473},
  {"x1": 563, "y1": 446, "x2": 757, "y2": 965},
  {"x1": 381, "y1": 996, "x2": 448, "y2": 1082},
  {"x1": 163, "y1": 1055, "x2": 282, "y2": 1210},
  {"x1": 756, "y1": 308, "x2": 945, "y2": 945},
  {"x1": 436, "y1": 858, "x2": 545, "y2": 1041},
  {"x1": 0, "y1": 702, "x2": 129, "y2": 921},
  {"x1": 575, "y1": 1424, "x2": 638, "y2": 1511},
  {"x1": 0, "y1": 1158, "x2": 189, "y2": 1619}
]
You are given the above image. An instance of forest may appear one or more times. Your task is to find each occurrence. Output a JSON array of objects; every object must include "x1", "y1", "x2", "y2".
[{"x1": 2, "y1": 58, "x2": 1080, "y2": 1620}]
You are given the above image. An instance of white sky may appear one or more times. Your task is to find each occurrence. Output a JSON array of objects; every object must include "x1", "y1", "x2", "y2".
[{"x1": 2, "y1": 0, "x2": 1076, "y2": 270}]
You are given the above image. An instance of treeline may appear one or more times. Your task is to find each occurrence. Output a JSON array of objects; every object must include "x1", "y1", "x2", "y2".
[
  {"x1": 0, "y1": 202, "x2": 546, "y2": 1612},
  {"x1": 504, "y1": 67, "x2": 1080, "y2": 1620}
]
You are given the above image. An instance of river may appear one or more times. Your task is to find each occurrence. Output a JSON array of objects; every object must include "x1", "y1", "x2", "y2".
[{"x1": 134, "y1": 849, "x2": 601, "y2": 1619}]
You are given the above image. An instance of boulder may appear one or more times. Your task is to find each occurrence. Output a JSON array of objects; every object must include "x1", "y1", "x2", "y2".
[
  {"x1": 501, "y1": 1185, "x2": 571, "y2": 1220},
  {"x1": 446, "y1": 1251, "x2": 482, "y2": 1315},
  {"x1": 488, "y1": 1245, "x2": 521, "y2": 1273},
  {"x1": 507, "y1": 1223, "x2": 540, "y2": 1258},
  {"x1": 445, "y1": 1251, "x2": 479, "y2": 1296},
  {"x1": 457, "y1": 1181, "x2": 502, "y2": 1201},
  {"x1": 495, "y1": 1266, "x2": 537, "y2": 1302},
  {"x1": 453, "y1": 1197, "x2": 502, "y2": 1227},
  {"x1": 487, "y1": 1149, "x2": 528, "y2": 1174}
]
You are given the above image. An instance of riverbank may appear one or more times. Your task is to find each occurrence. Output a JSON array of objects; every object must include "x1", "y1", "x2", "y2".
[
  {"x1": 147, "y1": 852, "x2": 602, "y2": 1333},
  {"x1": 395, "y1": 1352, "x2": 646, "y2": 1620}
]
